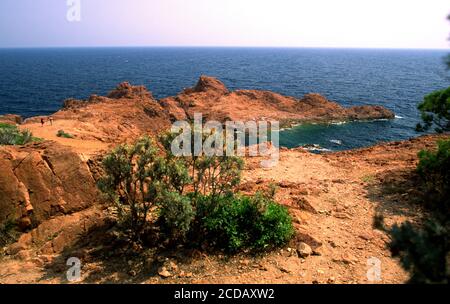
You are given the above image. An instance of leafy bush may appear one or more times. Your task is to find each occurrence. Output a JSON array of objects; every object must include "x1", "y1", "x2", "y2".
[
  {"x1": 417, "y1": 139, "x2": 450, "y2": 211},
  {"x1": 0, "y1": 125, "x2": 35, "y2": 145},
  {"x1": 159, "y1": 192, "x2": 194, "y2": 241},
  {"x1": 389, "y1": 219, "x2": 449, "y2": 284},
  {"x1": 159, "y1": 130, "x2": 244, "y2": 200},
  {"x1": 99, "y1": 135, "x2": 293, "y2": 252},
  {"x1": 56, "y1": 130, "x2": 74, "y2": 139},
  {"x1": 98, "y1": 137, "x2": 167, "y2": 240},
  {"x1": 198, "y1": 193, "x2": 294, "y2": 252},
  {"x1": 416, "y1": 87, "x2": 450, "y2": 133}
]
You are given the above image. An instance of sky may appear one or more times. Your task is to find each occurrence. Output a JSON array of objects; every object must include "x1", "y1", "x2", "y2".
[{"x1": 0, "y1": 0, "x2": 449, "y2": 49}]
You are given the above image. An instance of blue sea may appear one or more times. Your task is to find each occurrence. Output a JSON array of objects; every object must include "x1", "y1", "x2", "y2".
[{"x1": 0, "y1": 47, "x2": 448, "y2": 151}]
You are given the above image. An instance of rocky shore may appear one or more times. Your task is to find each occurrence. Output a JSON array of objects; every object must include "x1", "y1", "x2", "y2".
[{"x1": 1, "y1": 76, "x2": 440, "y2": 284}]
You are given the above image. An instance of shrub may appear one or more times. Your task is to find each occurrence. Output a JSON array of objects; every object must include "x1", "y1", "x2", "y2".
[
  {"x1": 159, "y1": 192, "x2": 194, "y2": 241},
  {"x1": 0, "y1": 125, "x2": 35, "y2": 145},
  {"x1": 389, "y1": 219, "x2": 449, "y2": 284},
  {"x1": 98, "y1": 137, "x2": 167, "y2": 240},
  {"x1": 416, "y1": 139, "x2": 450, "y2": 211},
  {"x1": 56, "y1": 130, "x2": 74, "y2": 139},
  {"x1": 159, "y1": 130, "x2": 244, "y2": 200},
  {"x1": 198, "y1": 193, "x2": 294, "y2": 252},
  {"x1": 99, "y1": 135, "x2": 294, "y2": 253}
]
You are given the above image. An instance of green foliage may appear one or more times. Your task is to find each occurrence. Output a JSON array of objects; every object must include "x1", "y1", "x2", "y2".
[
  {"x1": 0, "y1": 123, "x2": 16, "y2": 130},
  {"x1": 416, "y1": 87, "x2": 450, "y2": 133},
  {"x1": 0, "y1": 124, "x2": 35, "y2": 145},
  {"x1": 389, "y1": 219, "x2": 449, "y2": 284},
  {"x1": 159, "y1": 192, "x2": 194, "y2": 240},
  {"x1": 98, "y1": 136, "x2": 168, "y2": 240},
  {"x1": 192, "y1": 155, "x2": 244, "y2": 199},
  {"x1": 99, "y1": 135, "x2": 293, "y2": 252},
  {"x1": 198, "y1": 193, "x2": 294, "y2": 252},
  {"x1": 417, "y1": 139, "x2": 450, "y2": 211},
  {"x1": 56, "y1": 130, "x2": 74, "y2": 139},
  {"x1": 159, "y1": 130, "x2": 244, "y2": 199}
]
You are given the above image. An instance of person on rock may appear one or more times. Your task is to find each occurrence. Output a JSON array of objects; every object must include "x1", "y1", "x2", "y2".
[{"x1": 40, "y1": 118, "x2": 45, "y2": 127}]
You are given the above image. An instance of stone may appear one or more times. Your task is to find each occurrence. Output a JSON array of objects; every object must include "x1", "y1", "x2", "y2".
[
  {"x1": 295, "y1": 197, "x2": 318, "y2": 214},
  {"x1": 169, "y1": 261, "x2": 178, "y2": 271},
  {"x1": 297, "y1": 242, "x2": 313, "y2": 258},
  {"x1": 333, "y1": 212, "x2": 352, "y2": 220},
  {"x1": 158, "y1": 267, "x2": 172, "y2": 278}
]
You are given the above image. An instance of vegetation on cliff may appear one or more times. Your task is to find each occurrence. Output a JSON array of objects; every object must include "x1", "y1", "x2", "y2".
[
  {"x1": 0, "y1": 123, "x2": 37, "y2": 146},
  {"x1": 416, "y1": 87, "x2": 450, "y2": 133}
]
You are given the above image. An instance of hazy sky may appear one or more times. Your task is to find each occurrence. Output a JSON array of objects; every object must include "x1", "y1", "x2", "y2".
[{"x1": 0, "y1": 0, "x2": 449, "y2": 48}]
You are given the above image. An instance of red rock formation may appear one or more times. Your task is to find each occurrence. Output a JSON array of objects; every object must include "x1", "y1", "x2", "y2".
[
  {"x1": 0, "y1": 142, "x2": 98, "y2": 231},
  {"x1": 107, "y1": 82, "x2": 153, "y2": 100},
  {"x1": 160, "y1": 76, "x2": 394, "y2": 125}
]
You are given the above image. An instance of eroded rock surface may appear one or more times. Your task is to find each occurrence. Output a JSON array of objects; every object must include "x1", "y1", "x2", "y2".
[{"x1": 0, "y1": 142, "x2": 98, "y2": 230}]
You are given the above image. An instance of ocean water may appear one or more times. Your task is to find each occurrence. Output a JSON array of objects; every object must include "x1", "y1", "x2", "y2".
[{"x1": 0, "y1": 47, "x2": 448, "y2": 151}]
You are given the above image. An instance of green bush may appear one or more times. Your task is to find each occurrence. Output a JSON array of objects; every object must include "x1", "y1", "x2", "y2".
[
  {"x1": 198, "y1": 193, "x2": 294, "y2": 252},
  {"x1": 417, "y1": 139, "x2": 450, "y2": 211},
  {"x1": 0, "y1": 125, "x2": 35, "y2": 145},
  {"x1": 98, "y1": 137, "x2": 167, "y2": 240},
  {"x1": 159, "y1": 130, "x2": 244, "y2": 199},
  {"x1": 159, "y1": 192, "x2": 194, "y2": 241},
  {"x1": 390, "y1": 219, "x2": 449, "y2": 284},
  {"x1": 416, "y1": 87, "x2": 450, "y2": 133},
  {"x1": 99, "y1": 135, "x2": 294, "y2": 253},
  {"x1": 56, "y1": 130, "x2": 74, "y2": 139}
]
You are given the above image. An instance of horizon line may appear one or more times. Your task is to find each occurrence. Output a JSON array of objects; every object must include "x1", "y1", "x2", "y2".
[{"x1": 0, "y1": 45, "x2": 448, "y2": 51}]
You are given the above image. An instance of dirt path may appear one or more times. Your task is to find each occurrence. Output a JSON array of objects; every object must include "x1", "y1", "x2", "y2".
[{"x1": 20, "y1": 121, "x2": 111, "y2": 156}]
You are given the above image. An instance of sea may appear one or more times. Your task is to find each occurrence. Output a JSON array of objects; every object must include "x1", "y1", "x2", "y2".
[{"x1": 0, "y1": 47, "x2": 448, "y2": 151}]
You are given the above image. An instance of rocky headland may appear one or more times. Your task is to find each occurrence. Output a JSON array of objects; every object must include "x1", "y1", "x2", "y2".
[{"x1": 1, "y1": 76, "x2": 444, "y2": 284}]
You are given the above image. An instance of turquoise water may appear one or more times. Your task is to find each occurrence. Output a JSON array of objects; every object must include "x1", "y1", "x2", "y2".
[
  {"x1": 0, "y1": 47, "x2": 448, "y2": 150},
  {"x1": 279, "y1": 119, "x2": 404, "y2": 151}
]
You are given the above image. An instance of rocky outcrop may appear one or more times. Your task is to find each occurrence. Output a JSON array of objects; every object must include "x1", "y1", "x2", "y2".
[
  {"x1": 23, "y1": 83, "x2": 172, "y2": 144},
  {"x1": 160, "y1": 76, "x2": 395, "y2": 125},
  {"x1": 190, "y1": 75, "x2": 229, "y2": 95},
  {"x1": 0, "y1": 114, "x2": 22, "y2": 125},
  {"x1": 107, "y1": 82, "x2": 153, "y2": 100},
  {"x1": 0, "y1": 142, "x2": 99, "y2": 231}
]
